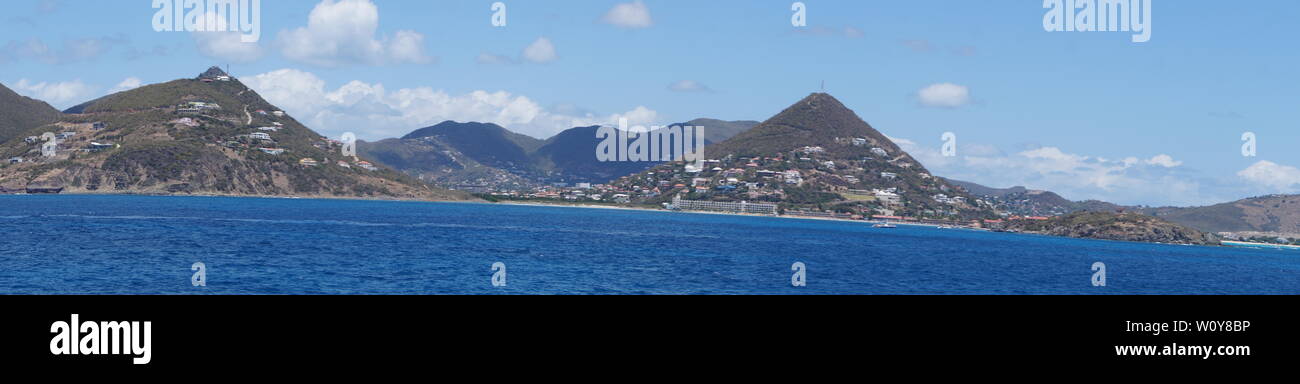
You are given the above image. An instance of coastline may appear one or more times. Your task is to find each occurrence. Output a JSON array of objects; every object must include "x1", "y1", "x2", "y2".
[
  {"x1": 1221, "y1": 240, "x2": 1300, "y2": 251},
  {"x1": 0, "y1": 190, "x2": 482, "y2": 204},
  {"x1": 4, "y1": 193, "x2": 1237, "y2": 249},
  {"x1": 494, "y1": 200, "x2": 960, "y2": 228}
]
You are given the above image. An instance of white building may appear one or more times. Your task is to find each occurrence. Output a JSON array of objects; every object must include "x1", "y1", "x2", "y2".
[{"x1": 874, "y1": 190, "x2": 902, "y2": 206}]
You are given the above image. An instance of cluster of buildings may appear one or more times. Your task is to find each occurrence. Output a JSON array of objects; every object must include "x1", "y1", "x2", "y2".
[
  {"x1": 667, "y1": 194, "x2": 778, "y2": 215},
  {"x1": 8, "y1": 122, "x2": 118, "y2": 164},
  {"x1": 177, "y1": 101, "x2": 222, "y2": 114},
  {"x1": 200, "y1": 74, "x2": 232, "y2": 83}
]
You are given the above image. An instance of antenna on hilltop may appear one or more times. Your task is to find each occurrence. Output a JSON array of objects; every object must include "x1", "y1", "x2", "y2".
[{"x1": 820, "y1": 80, "x2": 826, "y2": 93}]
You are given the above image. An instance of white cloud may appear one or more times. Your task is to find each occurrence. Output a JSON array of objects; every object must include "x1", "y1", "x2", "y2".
[
  {"x1": 918, "y1": 83, "x2": 971, "y2": 108},
  {"x1": 276, "y1": 0, "x2": 432, "y2": 67},
  {"x1": 109, "y1": 77, "x2": 142, "y2": 93},
  {"x1": 521, "y1": 37, "x2": 557, "y2": 64},
  {"x1": 667, "y1": 80, "x2": 712, "y2": 93},
  {"x1": 11, "y1": 78, "x2": 95, "y2": 109},
  {"x1": 194, "y1": 31, "x2": 263, "y2": 63},
  {"x1": 1145, "y1": 154, "x2": 1183, "y2": 168},
  {"x1": 387, "y1": 30, "x2": 430, "y2": 64},
  {"x1": 188, "y1": 10, "x2": 263, "y2": 63},
  {"x1": 478, "y1": 37, "x2": 559, "y2": 65},
  {"x1": 243, "y1": 69, "x2": 659, "y2": 140},
  {"x1": 1237, "y1": 161, "x2": 1300, "y2": 190},
  {"x1": 601, "y1": 1, "x2": 653, "y2": 29},
  {"x1": 891, "y1": 136, "x2": 1217, "y2": 206}
]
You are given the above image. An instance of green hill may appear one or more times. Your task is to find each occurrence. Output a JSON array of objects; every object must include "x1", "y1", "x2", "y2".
[
  {"x1": 0, "y1": 82, "x2": 63, "y2": 144},
  {"x1": 1138, "y1": 195, "x2": 1300, "y2": 234},
  {"x1": 612, "y1": 93, "x2": 997, "y2": 220},
  {"x1": 0, "y1": 67, "x2": 468, "y2": 201},
  {"x1": 358, "y1": 119, "x2": 757, "y2": 189},
  {"x1": 997, "y1": 211, "x2": 1221, "y2": 246}
]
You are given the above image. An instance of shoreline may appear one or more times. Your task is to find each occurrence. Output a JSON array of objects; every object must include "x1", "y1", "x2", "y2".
[
  {"x1": 494, "y1": 200, "x2": 964, "y2": 228},
  {"x1": 5, "y1": 193, "x2": 1238, "y2": 249},
  {"x1": 1221, "y1": 240, "x2": 1300, "y2": 251},
  {"x1": 0, "y1": 190, "x2": 482, "y2": 205}
]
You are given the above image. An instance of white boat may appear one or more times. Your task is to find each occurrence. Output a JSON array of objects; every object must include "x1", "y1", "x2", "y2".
[{"x1": 873, "y1": 223, "x2": 897, "y2": 229}]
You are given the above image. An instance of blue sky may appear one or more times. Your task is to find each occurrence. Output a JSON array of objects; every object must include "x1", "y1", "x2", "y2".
[{"x1": 2, "y1": 0, "x2": 1298, "y2": 207}]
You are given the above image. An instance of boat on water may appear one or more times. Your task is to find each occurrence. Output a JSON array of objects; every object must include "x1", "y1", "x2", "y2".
[{"x1": 873, "y1": 223, "x2": 897, "y2": 229}]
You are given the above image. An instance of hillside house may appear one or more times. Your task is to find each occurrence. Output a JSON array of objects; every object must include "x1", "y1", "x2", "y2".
[
  {"x1": 782, "y1": 170, "x2": 803, "y2": 185},
  {"x1": 86, "y1": 142, "x2": 116, "y2": 153},
  {"x1": 172, "y1": 117, "x2": 200, "y2": 127},
  {"x1": 246, "y1": 132, "x2": 272, "y2": 141}
]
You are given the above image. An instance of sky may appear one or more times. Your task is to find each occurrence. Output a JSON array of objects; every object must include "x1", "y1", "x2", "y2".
[{"x1": 2, "y1": 0, "x2": 1298, "y2": 207}]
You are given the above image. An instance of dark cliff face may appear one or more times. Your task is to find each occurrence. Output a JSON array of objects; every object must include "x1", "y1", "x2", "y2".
[{"x1": 999, "y1": 211, "x2": 1221, "y2": 246}]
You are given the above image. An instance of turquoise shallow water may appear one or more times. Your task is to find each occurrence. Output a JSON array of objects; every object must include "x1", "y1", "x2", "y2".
[{"x1": 1, "y1": 195, "x2": 1297, "y2": 294}]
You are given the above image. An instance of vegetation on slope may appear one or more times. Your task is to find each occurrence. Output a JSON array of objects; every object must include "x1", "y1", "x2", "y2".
[{"x1": 997, "y1": 211, "x2": 1221, "y2": 246}]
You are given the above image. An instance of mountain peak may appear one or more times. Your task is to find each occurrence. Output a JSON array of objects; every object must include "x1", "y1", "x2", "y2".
[
  {"x1": 199, "y1": 66, "x2": 230, "y2": 79},
  {"x1": 797, "y1": 92, "x2": 844, "y2": 108},
  {"x1": 708, "y1": 92, "x2": 907, "y2": 160},
  {"x1": 401, "y1": 121, "x2": 509, "y2": 140}
]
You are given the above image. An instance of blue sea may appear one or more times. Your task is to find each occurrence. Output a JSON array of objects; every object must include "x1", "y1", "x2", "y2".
[{"x1": 1, "y1": 195, "x2": 1297, "y2": 294}]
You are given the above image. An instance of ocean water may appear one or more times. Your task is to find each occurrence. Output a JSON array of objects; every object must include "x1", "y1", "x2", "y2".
[{"x1": 1, "y1": 195, "x2": 1297, "y2": 294}]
